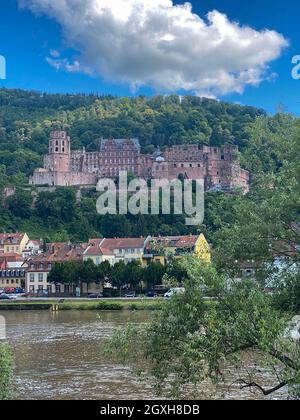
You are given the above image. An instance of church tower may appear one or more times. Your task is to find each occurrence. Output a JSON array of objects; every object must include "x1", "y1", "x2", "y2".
[{"x1": 48, "y1": 131, "x2": 71, "y2": 172}]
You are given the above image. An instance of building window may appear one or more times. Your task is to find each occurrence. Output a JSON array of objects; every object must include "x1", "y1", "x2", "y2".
[
  {"x1": 38, "y1": 273, "x2": 43, "y2": 283},
  {"x1": 30, "y1": 273, "x2": 34, "y2": 283}
]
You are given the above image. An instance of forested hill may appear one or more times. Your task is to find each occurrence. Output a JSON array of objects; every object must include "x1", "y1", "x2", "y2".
[
  {"x1": 0, "y1": 88, "x2": 265, "y2": 180},
  {"x1": 4, "y1": 87, "x2": 293, "y2": 243}
]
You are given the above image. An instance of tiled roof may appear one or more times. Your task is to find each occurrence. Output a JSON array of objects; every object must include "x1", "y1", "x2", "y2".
[
  {"x1": 148, "y1": 235, "x2": 199, "y2": 249},
  {"x1": 0, "y1": 253, "x2": 24, "y2": 269},
  {"x1": 28, "y1": 240, "x2": 43, "y2": 246},
  {"x1": 46, "y1": 242, "x2": 69, "y2": 249},
  {"x1": 101, "y1": 237, "x2": 146, "y2": 249},
  {"x1": 28, "y1": 244, "x2": 86, "y2": 266},
  {"x1": 0, "y1": 232, "x2": 26, "y2": 244},
  {"x1": 101, "y1": 138, "x2": 140, "y2": 152},
  {"x1": 84, "y1": 245, "x2": 114, "y2": 257},
  {"x1": 0, "y1": 253, "x2": 24, "y2": 260}
]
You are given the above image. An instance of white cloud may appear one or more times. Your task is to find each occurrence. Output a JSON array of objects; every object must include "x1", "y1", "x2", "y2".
[{"x1": 19, "y1": 0, "x2": 288, "y2": 96}]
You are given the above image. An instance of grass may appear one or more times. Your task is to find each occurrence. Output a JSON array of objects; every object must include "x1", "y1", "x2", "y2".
[
  {"x1": 0, "y1": 298, "x2": 165, "y2": 311},
  {"x1": 0, "y1": 298, "x2": 216, "y2": 311},
  {"x1": 59, "y1": 299, "x2": 164, "y2": 311}
]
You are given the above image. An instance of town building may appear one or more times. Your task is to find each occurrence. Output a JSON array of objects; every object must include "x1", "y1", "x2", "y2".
[
  {"x1": 25, "y1": 243, "x2": 86, "y2": 294},
  {"x1": 23, "y1": 239, "x2": 44, "y2": 258},
  {"x1": 30, "y1": 131, "x2": 250, "y2": 192},
  {"x1": 94, "y1": 237, "x2": 151, "y2": 264},
  {"x1": 0, "y1": 232, "x2": 29, "y2": 255},
  {"x1": 143, "y1": 234, "x2": 211, "y2": 266},
  {"x1": 24, "y1": 233, "x2": 211, "y2": 295},
  {"x1": 83, "y1": 245, "x2": 116, "y2": 266},
  {"x1": 0, "y1": 253, "x2": 26, "y2": 290}
]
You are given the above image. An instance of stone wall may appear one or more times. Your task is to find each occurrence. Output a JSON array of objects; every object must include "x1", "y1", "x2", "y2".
[{"x1": 30, "y1": 132, "x2": 250, "y2": 192}]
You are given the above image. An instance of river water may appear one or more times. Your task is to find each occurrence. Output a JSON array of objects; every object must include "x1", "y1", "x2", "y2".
[{"x1": 1, "y1": 310, "x2": 289, "y2": 400}]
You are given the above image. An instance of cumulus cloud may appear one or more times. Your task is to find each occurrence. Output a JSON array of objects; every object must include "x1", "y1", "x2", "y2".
[{"x1": 19, "y1": 0, "x2": 288, "y2": 96}]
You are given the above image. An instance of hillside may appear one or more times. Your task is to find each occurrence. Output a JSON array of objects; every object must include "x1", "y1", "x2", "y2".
[
  {"x1": 0, "y1": 88, "x2": 295, "y2": 243},
  {"x1": 0, "y1": 88, "x2": 265, "y2": 179}
]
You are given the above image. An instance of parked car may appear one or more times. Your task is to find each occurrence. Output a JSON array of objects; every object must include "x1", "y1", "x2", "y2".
[
  {"x1": 145, "y1": 291, "x2": 158, "y2": 298},
  {"x1": 164, "y1": 287, "x2": 185, "y2": 298},
  {"x1": 125, "y1": 292, "x2": 136, "y2": 298},
  {"x1": 0, "y1": 294, "x2": 12, "y2": 300},
  {"x1": 4, "y1": 287, "x2": 16, "y2": 294},
  {"x1": 88, "y1": 293, "x2": 103, "y2": 299}
]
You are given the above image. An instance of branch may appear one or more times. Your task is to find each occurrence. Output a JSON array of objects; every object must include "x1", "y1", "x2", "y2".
[
  {"x1": 269, "y1": 348, "x2": 300, "y2": 371},
  {"x1": 240, "y1": 380, "x2": 287, "y2": 396}
]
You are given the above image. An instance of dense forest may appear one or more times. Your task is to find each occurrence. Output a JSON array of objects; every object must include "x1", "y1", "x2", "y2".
[
  {"x1": 0, "y1": 87, "x2": 294, "y2": 242},
  {"x1": 0, "y1": 88, "x2": 265, "y2": 176}
]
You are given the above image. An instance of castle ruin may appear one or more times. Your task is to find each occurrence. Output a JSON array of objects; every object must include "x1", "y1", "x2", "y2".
[{"x1": 30, "y1": 131, "x2": 250, "y2": 192}]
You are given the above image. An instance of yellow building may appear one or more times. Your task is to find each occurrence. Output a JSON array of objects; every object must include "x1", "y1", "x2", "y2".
[
  {"x1": 143, "y1": 234, "x2": 211, "y2": 266},
  {"x1": 0, "y1": 268, "x2": 26, "y2": 290},
  {"x1": 0, "y1": 233, "x2": 29, "y2": 255}
]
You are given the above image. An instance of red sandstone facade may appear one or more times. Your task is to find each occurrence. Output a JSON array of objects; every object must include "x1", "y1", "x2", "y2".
[{"x1": 30, "y1": 131, "x2": 250, "y2": 192}]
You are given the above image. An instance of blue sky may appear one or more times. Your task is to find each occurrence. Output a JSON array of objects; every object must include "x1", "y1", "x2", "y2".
[{"x1": 0, "y1": 0, "x2": 299, "y2": 114}]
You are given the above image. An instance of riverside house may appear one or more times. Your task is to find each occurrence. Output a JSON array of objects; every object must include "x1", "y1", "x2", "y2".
[
  {"x1": 0, "y1": 253, "x2": 26, "y2": 290},
  {"x1": 25, "y1": 234, "x2": 211, "y2": 295},
  {"x1": 25, "y1": 243, "x2": 87, "y2": 295},
  {"x1": 143, "y1": 234, "x2": 211, "y2": 266},
  {"x1": 0, "y1": 232, "x2": 29, "y2": 255},
  {"x1": 88, "y1": 237, "x2": 151, "y2": 265}
]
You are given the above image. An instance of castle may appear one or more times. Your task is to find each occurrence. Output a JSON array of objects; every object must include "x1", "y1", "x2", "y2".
[{"x1": 30, "y1": 131, "x2": 250, "y2": 192}]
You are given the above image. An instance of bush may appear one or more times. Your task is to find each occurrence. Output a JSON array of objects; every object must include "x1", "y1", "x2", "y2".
[
  {"x1": 96, "y1": 302, "x2": 123, "y2": 311},
  {"x1": 0, "y1": 343, "x2": 14, "y2": 400}
]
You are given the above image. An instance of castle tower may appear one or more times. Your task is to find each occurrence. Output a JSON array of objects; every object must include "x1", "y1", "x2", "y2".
[{"x1": 48, "y1": 131, "x2": 71, "y2": 172}]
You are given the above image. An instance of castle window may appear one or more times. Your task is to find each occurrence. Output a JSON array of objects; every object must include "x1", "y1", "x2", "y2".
[
  {"x1": 55, "y1": 148, "x2": 59, "y2": 152},
  {"x1": 221, "y1": 155, "x2": 225, "y2": 160}
]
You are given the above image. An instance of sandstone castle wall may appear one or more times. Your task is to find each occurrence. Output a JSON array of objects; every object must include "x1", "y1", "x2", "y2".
[{"x1": 30, "y1": 131, "x2": 250, "y2": 192}]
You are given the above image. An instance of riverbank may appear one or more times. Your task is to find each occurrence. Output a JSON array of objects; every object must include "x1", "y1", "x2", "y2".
[{"x1": 0, "y1": 299, "x2": 164, "y2": 311}]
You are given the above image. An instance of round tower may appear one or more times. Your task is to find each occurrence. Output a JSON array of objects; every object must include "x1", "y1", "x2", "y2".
[{"x1": 49, "y1": 131, "x2": 71, "y2": 172}]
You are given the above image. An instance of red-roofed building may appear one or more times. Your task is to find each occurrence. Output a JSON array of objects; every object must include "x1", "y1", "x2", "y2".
[
  {"x1": 25, "y1": 243, "x2": 87, "y2": 294},
  {"x1": 143, "y1": 234, "x2": 211, "y2": 265},
  {"x1": 83, "y1": 245, "x2": 115, "y2": 266},
  {"x1": 0, "y1": 253, "x2": 26, "y2": 290},
  {"x1": 88, "y1": 237, "x2": 151, "y2": 264},
  {"x1": 0, "y1": 232, "x2": 29, "y2": 255}
]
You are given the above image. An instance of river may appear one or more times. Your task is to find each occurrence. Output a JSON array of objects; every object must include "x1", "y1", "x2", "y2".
[{"x1": 1, "y1": 310, "x2": 289, "y2": 400}]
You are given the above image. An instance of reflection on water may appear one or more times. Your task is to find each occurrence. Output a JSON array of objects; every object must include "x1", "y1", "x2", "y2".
[{"x1": 1, "y1": 310, "x2": 288, "y2": 400}]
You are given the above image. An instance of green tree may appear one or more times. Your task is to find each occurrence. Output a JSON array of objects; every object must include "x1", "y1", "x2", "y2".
[
  {"x1": 5, "y1": 189, "x2": 32, "y2": 219},
  {"x1": 107, "y1": 258, "x2": 300, "y2": 399},
  {"x1": 143, "y1": 263, "x2": 166, "y2": 290},
  {"x1": 77, "y1": 260, "x2": 98, "y2": 294}
]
